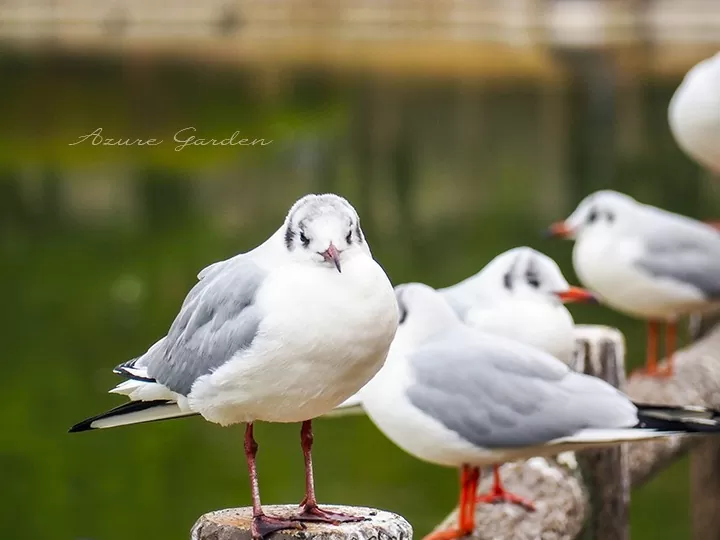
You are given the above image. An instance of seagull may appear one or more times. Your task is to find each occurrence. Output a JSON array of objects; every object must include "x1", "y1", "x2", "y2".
[
  {"x1": 547, "y1": 189, "x2": 720, "y2": 377},
  {"x1": 439, "y1": 247, "x2": 596, "y2": 366},
  {"x1": 669, "y1": 51, "x2": 720, "y2": 174},
  {"x1": 69, "y1": 193, "x2": 399, "y2": 540},
  {"x1": 358, "y1": 283, "x2": 720, "y2": 540},
  {"x1": 327, "y1": 248, "x2": 595, "y2": 418}
]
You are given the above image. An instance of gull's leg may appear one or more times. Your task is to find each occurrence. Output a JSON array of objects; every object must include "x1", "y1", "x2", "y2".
[
  {"x1": 245, "y1": 423, "x2": 303, "y2": 540},
  {"x1": 642, "y1": 320, "x2": 660, "y2": 375},
  {"x1": 657, "y1": 321, "x2": 677, "y2": 377},
  {"x1": 461, "y1": 467, "x2": 480, "y2": 531},
  {"x1": 475, "y1": 465, "x2": 535, "y2": 511},
  {"x1": 423, "y1": 465, "x2": 478, "y2": 540},
  {"x1": 292, "y1": 420, "x2": 364, "y2": 524}
]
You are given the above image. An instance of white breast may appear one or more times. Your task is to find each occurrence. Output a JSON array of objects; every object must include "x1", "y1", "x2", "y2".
[
  {"x1": 188, "y1": 253, "x2": 398, "y2": 426},
  {"x1": 463, "y1": 300, "x2": 575, "y2": 364}
]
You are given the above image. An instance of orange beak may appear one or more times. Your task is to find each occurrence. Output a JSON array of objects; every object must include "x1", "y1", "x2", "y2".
[
  {"x1": 321, "y1": 242, "x2": 342, "y2": 273},
  {"x1": 555, "y1": 286, "x2": 597, "y2": 304},
  {"x1": 546, "y1": 221, "x2": 572, "y2": 238}
]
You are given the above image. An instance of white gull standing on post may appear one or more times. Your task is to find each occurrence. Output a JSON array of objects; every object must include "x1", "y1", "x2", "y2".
[
  {"x1": 69, "y1": 194, "x2": 399, "y2": 540},
  {"x1": 439, "y1": 246, "x2": 596, "y2": 366},
  {"x1": 548, "y1": 189, "x2": 720, "y2": 377},
  {"x1": 669, "y1": 51, "x2": 720, "y2": 174},
  {"x1": 358, "y1": 283, "x2": 720, "y2": 540}
]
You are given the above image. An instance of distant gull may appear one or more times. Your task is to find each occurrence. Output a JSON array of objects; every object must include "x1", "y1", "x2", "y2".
[
  {"x1": 357, "y1": 283, "x2": 720, "y2": 540},
  {"x1": 548, "y1": 189, "x2": 720, "y2": 377},
  {"x1": 69, "y1": 194, "x2": 399, "y2": 539},
  {"x1": 669, "y1": 51, "x2": 720, "y2": 174},
  {"x1": 440, "y1": 246, "x2": 596, "y2": 366}
]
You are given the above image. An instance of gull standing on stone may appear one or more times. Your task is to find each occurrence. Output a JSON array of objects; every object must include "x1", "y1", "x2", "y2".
[
  {"x1": 548, "y1": 190, "x2": 720, "y2": 377},
  {"x1": 359, "y1": 283, "x2": 720, "y2": 540},
  {"x1": 69, "y1": 194, "x2": 399, "y2": 539}
]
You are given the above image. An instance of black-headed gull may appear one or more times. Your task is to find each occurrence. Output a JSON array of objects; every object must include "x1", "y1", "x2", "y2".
[
  {"x1": 440, "y1": 247, "x2": 596, "y2": 365},
  {"x1": 359, "y1": 283, "x2": 720, "y2": 540},
  {"x1": 548, "y1": 189, "x2": 720, "y2": 377},
  {"x1": 69, "y1": 194, "x2": 399, "y2": 539},
  {"x1": 669, "y1": 51, "x2": 720, "y2": 174}
]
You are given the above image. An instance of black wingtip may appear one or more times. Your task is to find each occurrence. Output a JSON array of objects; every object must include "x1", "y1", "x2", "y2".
[
  {"x1": 634, "y1": 402, "x2": 720, "y2": 433},
  {"x1": 68, "y1": 400, "x2": 176, "y2": 434},
  {"x1": 68, "y1": 419, "x2": 96, "y2": 433}
]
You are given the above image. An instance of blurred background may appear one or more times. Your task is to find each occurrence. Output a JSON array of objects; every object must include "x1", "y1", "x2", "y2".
[{"x1": 1, "y1": 1, "x2": 719, "y2": 539}]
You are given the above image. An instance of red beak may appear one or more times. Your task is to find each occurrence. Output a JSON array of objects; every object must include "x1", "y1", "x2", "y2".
[
  {"x1": 546, "y1": 221, "x2": 572, "y2": 238},
  {"x1": 555, "y1": 286, "x2": 597, "y2": 304},
  {"x1": 321, "y1": 242, "x2": 342, "y2": 273}
]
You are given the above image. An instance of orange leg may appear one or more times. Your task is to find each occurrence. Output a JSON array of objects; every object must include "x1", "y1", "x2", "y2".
[
  {"x1": 475, "y1": 465, "x2": 536, "y2": 512},
  {"x1": 645, "y1": 320, "x2": 659, "y2": 374},
  {"x1": 424, "y1": 466, "x2": 479, "y2": 540},
  {"x1": 658, "y1": 321, "x2": 676, "y2": 377},
  {"x1": 637, "y1": 321, "x2": 674, "y2": 378}
]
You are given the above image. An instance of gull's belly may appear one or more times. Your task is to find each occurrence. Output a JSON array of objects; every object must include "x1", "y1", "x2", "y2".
[
  {"x1": 189, "y1": 257, "x2": 398, "y2": 425},
  {"x1": 573, "y1": 237, "x2": 704, "y2": 319}
]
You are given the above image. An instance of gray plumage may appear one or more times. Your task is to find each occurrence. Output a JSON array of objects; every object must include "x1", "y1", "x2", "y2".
[
  {"x1": 406, "y1": 327, "x2": 635, "y2": 449},
  {"x1": 122, "y1": 257, "x2": 266, "y2": 396},
  {"x1": 636, "y1": 225, "x2": 720, "y2": 298}
]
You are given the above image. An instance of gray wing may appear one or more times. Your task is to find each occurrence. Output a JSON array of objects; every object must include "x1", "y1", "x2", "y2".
[
  {"x1": 125, "y1": 257, "x2": 266, "y2": 396},
  {"x1": 406, "y1": 329, "x2": 635, "y2": 448},
  {"x1": 197, "y1": 255, "x2": 240, "y2": 280},
  {"x1": 636, "y1": 224, "x2": 720, "y2": 298}
]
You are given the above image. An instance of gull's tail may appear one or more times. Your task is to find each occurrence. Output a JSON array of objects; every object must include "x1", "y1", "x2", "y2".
[
  {"x1": 556, "y1": 403, "x2": 720, "y2": 447},
  {"x1": 69, "y1": 400, "x2": 198, "y2": 433},
  {"x1": 634, "y1": 403, "x2": 720, "y2": 433}
]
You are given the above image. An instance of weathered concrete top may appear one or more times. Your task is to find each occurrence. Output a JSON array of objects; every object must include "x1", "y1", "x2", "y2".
[{"x1": 191, "y1": 505, "x2": 413, "y2": 540}]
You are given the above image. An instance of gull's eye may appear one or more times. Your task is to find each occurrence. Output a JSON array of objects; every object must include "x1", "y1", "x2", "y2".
[
  {"x1": 587, "y1": 208, "x2": 598, "y2": 224},
  {"x1": 527, "y1": 277, "x2": 541, "y2": 288},
  {"x1": 299, "y1": 231, "x2": 310, "y2": 247},
  {"x1": 346, "y1": 230, "x2": 353, "y2": 245}
]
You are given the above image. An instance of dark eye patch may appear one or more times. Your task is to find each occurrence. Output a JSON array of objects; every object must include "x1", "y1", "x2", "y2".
[
  {"x1": 525, "y1": 260, "x2": 541, "y2": 288},
  {"x1": 503, "y1": 271, "x2": 513, "y2": 290},
  {"x1": 398, "y1": 304, "x2": 408, "y2": 324},
  {"x1": 587, "y1": 208, "x2": 598, "y2": 223},
  {"x1": 299, "y1": 231, "x2": 310, "y2": 247},
  {"x1": 346, "y1": 230, "x2": 353, "y2": 244}
]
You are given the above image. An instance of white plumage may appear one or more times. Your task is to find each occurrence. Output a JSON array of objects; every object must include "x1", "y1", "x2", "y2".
[{"x1": 669, "y1": 51, "x2": 720, "y2": 174}]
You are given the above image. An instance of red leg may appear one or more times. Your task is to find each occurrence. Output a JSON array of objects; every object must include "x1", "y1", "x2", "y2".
[
  {"x1": 475, "y1": 465, "x2": 536, "y2": 512},
  {"x1": 291, "y1": 420, "x2": 364, "y2": 524},
  {"x1": 424, "y1": 465, "x2": 478, "y2": 540},
  {"x1": 646, "y1": 321, "x2": 659, "y2": 374},
  {"x1": 658, "y1": 321, "x2": 676, "y2": 377},
  {"x1": 244, "y1": 423, "x2": 303, "y2": 539}
]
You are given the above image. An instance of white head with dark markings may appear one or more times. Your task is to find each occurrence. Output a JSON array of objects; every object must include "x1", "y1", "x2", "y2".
[{"x1": 283, "y1": 194, "x2": 369, "y2": 272}]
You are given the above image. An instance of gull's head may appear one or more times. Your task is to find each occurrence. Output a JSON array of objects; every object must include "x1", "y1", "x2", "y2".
[
  {"x1": 547, "y1": 190, "x2": 640, "y2": 241},
  {"x1": 283, "y1": 193, "x2": 368, "y2": 272},
  {"x1": 395, "y1": 283, "x2": 459, "y2": 345},
  {"x1": 481, "y1": 247, "x2": 596, "y2": 305}
]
